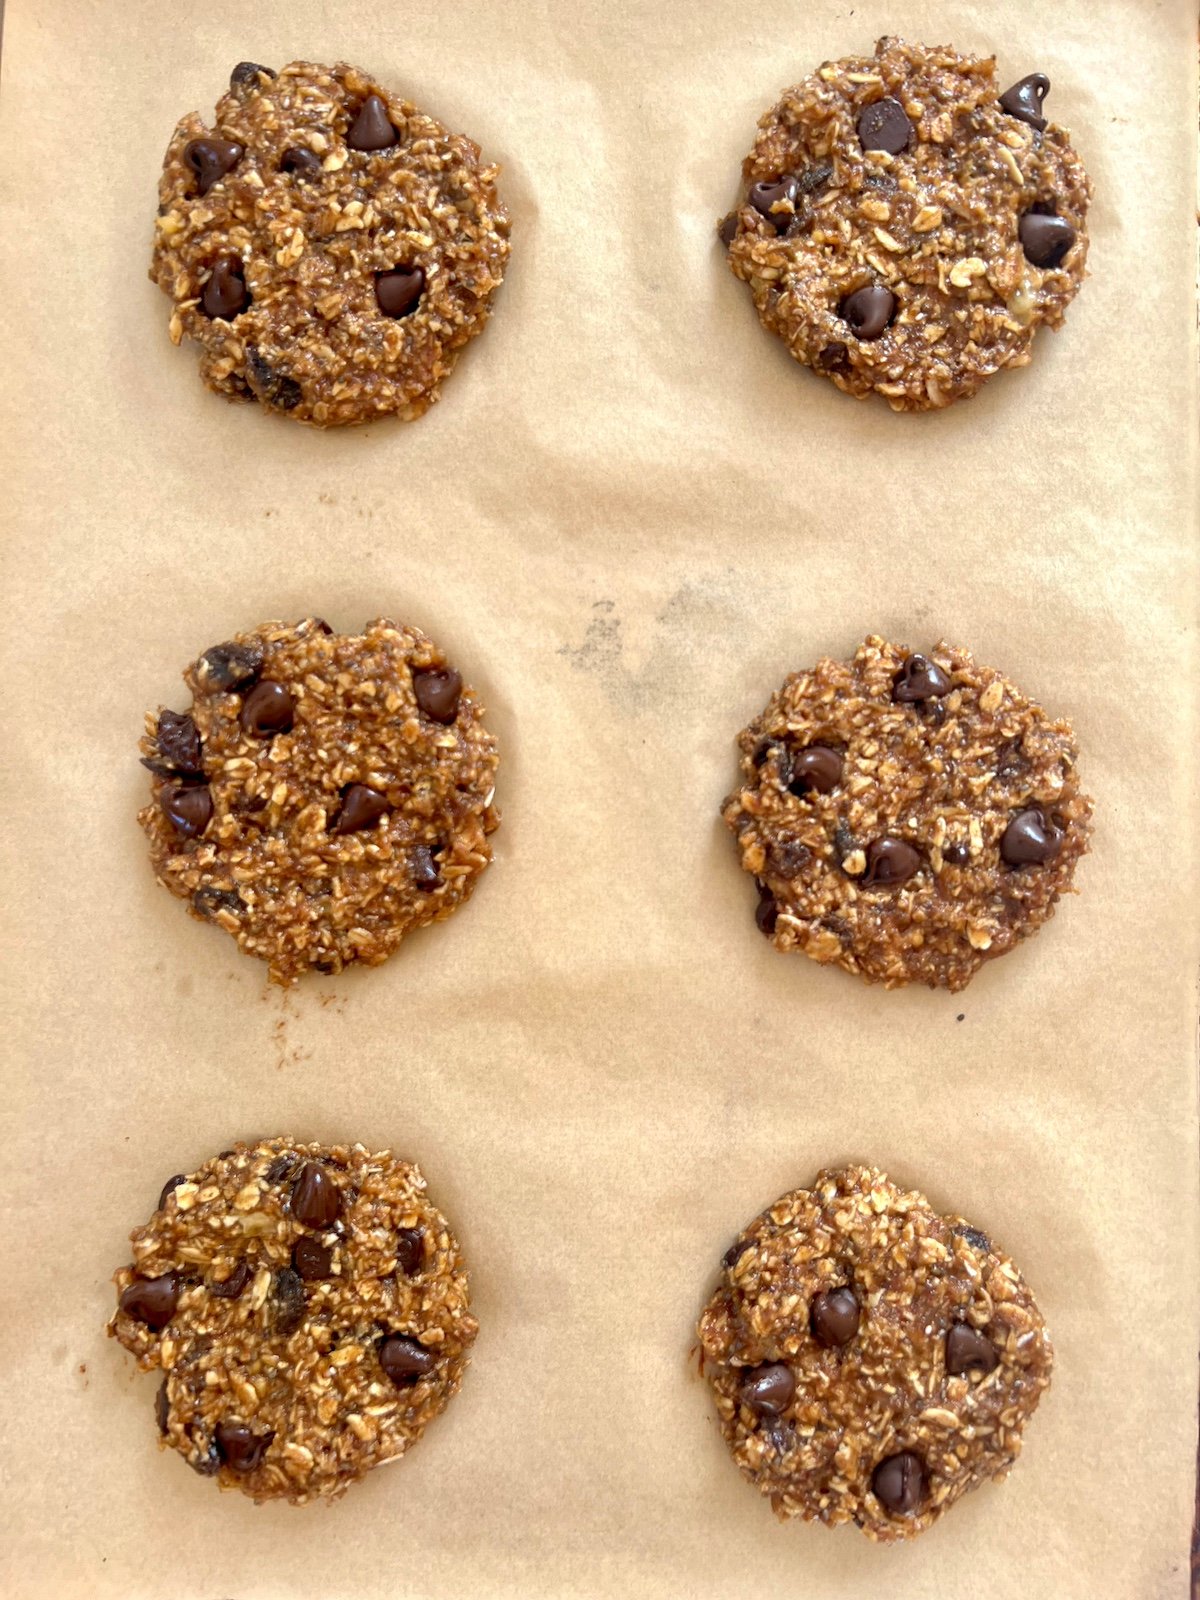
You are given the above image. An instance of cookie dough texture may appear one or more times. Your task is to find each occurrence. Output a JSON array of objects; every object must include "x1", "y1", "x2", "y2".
[
  {"x1": 723, "y1": 38, "x2": 1091, "y2": 409},
  {"x1": 109, "y1": 1138, "x2": 477, "y2": 1504},
  {"x1": 139, "y1": 616, "x2": 499, "y2": 985},
  {"x1": 698, "y1": 1165, "x2": 1053, "y2": 1541},
  {"x1": 152, "y1": 60, "x2": 510, "y2": 425},
  {"x1": 722, "y1": 635, "x2": 1092, "y2": 991}
]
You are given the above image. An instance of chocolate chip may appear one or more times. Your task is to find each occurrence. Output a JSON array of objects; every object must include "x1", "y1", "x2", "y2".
[
  {"x1": 892, "y1": 653, "x2": 952, "y2": 702},
  {"x1": 119, "y1": 1273, "x2": 180, "y2": 1330},
  {"x1": 395, "y1": 1228, "x2": 425, "y2": 1276},
  {"x1": 265, "y1": 1152, "x2": 297, "y2": 1184},
  {"x1": 995, "y1": 738, "x2": 1026, "y2": 781},
  {"x1": 157, "y1": 1174, "x2": 186, "y2": 1211},
  {"x1": 191, "y1": 1439, "x2": 222, "y2": 1476},
  {"x1": 200, "y1": 641, "x2": 262, "y2": 691},
  {"x1": 375, "y1": 267, "x2": 425, "y2": 318},
  {"x1": 290, "y1": 1161, "x2": 341, "y2": 1228},
  {"x1": 240, "y1": 680, "x2": 294, "y2": 738},
  {"x1": 810, "y1": 1286, "x2": 861, "y2": 1348},
  {"x1": 768, "y1": 839, "x2": 811, "y2": 879},
  {"x1": 722, "y1": 1238, "x2": 750, "y2": 1271},
  {"x1": 789, "y1": 745, "x2": 842, "y2": 795},
  {"x1": 346, "y1": 93, "x2": 398, "y2": 152},
  {"x1": 209, "y1": 1261, "x2": 251, "y2": 1300},
  {"x1": 155, "y1": 1379, "x2": 170, "y2": 1435},
  {"x1": 863, "y1": 170, "x2": 897, "y2": 192},
  {"x1": 292, "y1": 1237, "x2": 333, "y2": 1281},
  {"x1": 797, "y1": 163, "x2": 834, "y2": 195},
  {"x1": 954, "y1": 1224, "x2": 991, "y2": 1252},
  {"x1": 155, "y1": 710, "x2": 203, "y2": 774},
  {"x1": 748, "y1": 177, "x2": 799, "y2": 233},
  {"x1": 215, "y1": 1421, "x2": 273, "y2": 1473},
  {"x1": 1001, "y1": 806, "x2": 1063, "y2": 866},
  {"x1": 999, "y1": 73, "x2": 1050, "y2": 132},
  {"x1": 272, "y1": 1267, "x2": 306, "y2": 1334},
  {"x1": 305, "y1": 617, "x2": 334, "y2": 635},
  {"x1": 245, "y1": 346, "x2": 303, "y2": 410},
  {"x1": 192, "y1": 885, "x2": 244, "y2": 919},
  {"x1": 333, "y1": 784, "x2": 389, "y2": 835},
  {"x1": 942, "y1": 842, "x2": 970, "y2": 866},
  {"x1": 201, "y1": 256, "x2": 248, "y2": 320},
  {"x1": 754, "y1": 882, "x2": 778, "y2": 935},
  {"x1": 840, "y1": 283, "x2": 896, "y2": 340},
  {"x1": 411, "y1": 844, "x2": 442, "y2": 890},
  {"x1": 857, "y1": 97, "x2": 913, "y2": 154},
  {"x1": 281, "y1": 145, "x2": 322, "y2": 175},
  {"x1": 379, "y1": 1335, "x2": 438, "y2": 1386},
  {"x1": 817, "y1": 340, "x2": 850, "y2": 371},
  {"x1": 161, "y1": 784, "x2": 213, "y2": 839},
  {"x1": 872, "y1": 1451, "x2": 924, "y2": 1514},
  {"x1": 762, "y1": 1420, "x2": 797, "y2": 1456},
  {"x1": 185, "y1": 137, "x2": 243, "y2": 196},
  {"x1": 1019, "y1": 212, "x2": 1076, "y2": 268},
  {"x1": 945, "y1": 1323, "x2": 999, "y2": 1376},
  {"x1": 718, "y1": 212, "x2": 738, "y2": 247},
  {"x1": 412, "y1": 668, "x2": 463, "y2": 724},
  {"x1": 736, "y1": 1364, "x2": 795, "y2": 1416},
  {"x1": 230, "y1": 61, "x2": 275, "y2": 90},
  {"x1": 863, "y1": 838, "x2": 921, "y2": 888}
]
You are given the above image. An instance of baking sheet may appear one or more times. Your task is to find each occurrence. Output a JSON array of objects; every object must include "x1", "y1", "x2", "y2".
[{"x1": 1, "y1": 1, "x2": 1197, "y2": 1596}]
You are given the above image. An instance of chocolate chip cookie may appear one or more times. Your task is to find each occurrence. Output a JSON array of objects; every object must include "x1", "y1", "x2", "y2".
[
  {"x1": 722, "y1": 635, "x2": 1092, "y2": 991},
  {"x1": 139, "y1": 616, "x2": 499, "y2": 984},
  {"x1": 109, "y1": 1138, "x2": 476, "y2": 1503},
  {"x1": 152, "y1": 60, "x2": 510, "y2": 425},
  {"x1": 698, "y1": 1165, "x2": 1053, "y2": 1541},
  {"x1": 721, "y1": 38, "x2": 1091, "y2": 409}
]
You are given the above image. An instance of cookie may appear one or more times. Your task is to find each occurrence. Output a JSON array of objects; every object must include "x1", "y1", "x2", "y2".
[
  {"x1": 721, "y1": 38, "x2": 1091, "y2": 410},
  {"x1": 108, "y1": 1138, "x2": 476, "y2": 1504},
  {"x1": 151, "y1": 60, "x2": 510, "y2": 425},
  {"x1": 722, "y1": 635, "x2": 1092, "y2": 991},
  {"x1": 139, "y1": 616, "x2": 499, "y2": 984},
  {"x1": 697, "y1": 1165, "x2": 1053, "y2": 1541}
]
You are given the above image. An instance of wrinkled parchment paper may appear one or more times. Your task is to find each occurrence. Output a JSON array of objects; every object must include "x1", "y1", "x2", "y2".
[{"x1": 1, "y1": 2, "x2": 1197, "y2": 1596}]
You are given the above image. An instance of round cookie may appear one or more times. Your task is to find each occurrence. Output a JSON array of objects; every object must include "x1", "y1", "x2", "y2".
[
  {"x1": 697, "y1": 1165, "x2": 1053, "y2": 1541},
  {"x1": 721, "y1": 37, "x2": 1091, "y2": 410},
  {"x1": 721, "y1": 635, "x2": 1092, "y2": 991},
  {"x1": 151, "y1": 60, "x2": 510, "y2": 425},
  {"x1": 109, "y1": 1138, "x2": 477, "y2": 1504},
  {"x1": 138, "y1": 615, "x2": 499, "y2": 984}
]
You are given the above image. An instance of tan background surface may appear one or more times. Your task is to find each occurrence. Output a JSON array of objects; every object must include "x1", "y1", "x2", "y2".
[{"x1": 1, "y1": 2, "x2": 1197, "y2": 1596}]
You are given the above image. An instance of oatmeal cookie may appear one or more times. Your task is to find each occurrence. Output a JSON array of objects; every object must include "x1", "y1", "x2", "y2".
[
  {"x1": 698, "y1": 1165, "x2": 1053, "y2": 1541},
  {"x1": 138, "y1": 615, "x2": 499, "y2": 984},
  {"x1": 722, "y1": 635, "x2": 1091, "y2": 991},
  {"x1": 720, "y1": 38, "x2": 1090, "y2": 409},
  {"x1": 109, "y1": 1138, "x2": 477, "y2": 1504},
  {"x1": 152, "y1": 60, "x2": 511, "y2": 425}
]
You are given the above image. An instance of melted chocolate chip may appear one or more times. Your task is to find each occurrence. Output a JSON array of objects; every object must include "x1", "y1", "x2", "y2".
[
  {"x1": 1001, "y1": 807, "x2": 1064, "y2": 866},
  {"x1": 272, "y1": 1267, "x2": 306, "y2": 1334},
  {"x1": 290, "y1": 1161, "x2": 341, "y2": 1228},
  {"x1": 863, "y1": 838, "x2": 921, "y2": 888},
  {"x1": 379, "y1": 1335, "x2": 438, "y2": 1386},
  {"x1": 754, "y1": 882, "x2": 778, "y2": 935},
  {"x1": 1019, "y1": 212, "x2": 1076, "y2": 268},
  {"x1": 119, "y1": 1273, "x2": 180, "y2": 1330},
  {"x1": 789, "y1": 745, "x2": 842, "y2": 796},
  {"x1": 245, "y1": 346, "x2": 303, "y2": 410},
  {"x1": 892, "y1": 654, "x2": 952, "y2": 702},
  {"x1": 872, "y1": 1451, "x2": 925, "y2": 1514},
  {"x1": 157, "y1": 1173, "x2": 186, "y2": 1211},
  {"x1": 265, "y1": 1152, "x2": 297, "y2": 1184},
  {"x1": 817, "y1": 340, "x2": 850, "y2": 371},
  {"x1": 230, "y1": 61, "x2": 275, "y2": 90},
  {"x1": 768, "y1": 839, "x2": 811, "y2": 879},
  {"x1": 412, "y1": 668, "x2": 462, "y2": 724},
  {"x1": 161, "y1": 784, "x2": 213, "y2": 839},
  {"x1": 240, "y1": 680, "x2": 294, "y2": 738},
  {"x1": 200, "y1": 641, "x2": 262, "y2": 691},
  {"x1": 209, "y1": 1261, "x2": 251, "y2": 1300},
  {"x1": 748, "y1": 177, "x2": 799, "y2": 233},
  {"x1": 840, "y1": 283, "x2": 896, "y2": 340},
  {"x1": 346, "y1": 93, "x2": 398, "y2": 152},
  {"x1": 798, "y1": 163, "x2": 834, "y2": 195},
  {"x1": 411, "y1": 844, "x2": 442, "y2": 890},
  {"x1": 395, "y1": 1228, "x2": 425, "y2": 1276},
  {"x1": 215, "y1": 1421, "x2": 273, "y2": 1473},
  {"x1": 192, "y1": 885, "x2": 245, "y2": 919},
  {"x1": 736, "y1": 1364, "x2": 795, "y2": 1416},
  {"x1": 857, "y1": 97, "x2": 913, "y2": 154},
  {"x1": 292, "y1": 1236, "x2": 333, "y2": 1281},
  {"x1": 945, "y1": 1323, "x2": 999, "y2": 1376},
  {"x1": 281, "y1": 145, "x2": 323, "y2": 176},
  {"x1": 155, "y1": 1379, "x2": 170, "y2": 1435},
  {"x1": 999, "y1": 73, "x2": 1050, "y2": 132},
  {"x1": 810, "y1": 1286, "x2": 861, "y2": 1348},
  {"x1": 155, "y1": 710, "x2": 203, "y2": 774},
  {"x1": 185, "y1": 137, "x2": 243, "y2": 196},
  {"x1": 375, "y1": 267, "x2": 425, "y2": 318},
  {"x1": 954, "y1": 1224, "x2": 991, "y2": 1252},
  {"x1": 333, "y1": 784, "x2": 389, "y2": 836},
  {"x1": 201, "y1": 256, "x2": 248, "y2": 320}
]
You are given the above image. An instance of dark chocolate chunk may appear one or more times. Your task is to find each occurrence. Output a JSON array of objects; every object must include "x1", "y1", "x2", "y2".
[
  {"x1": 333, "y1": 784, "x2": 389, "y2": 836},
  {"x1": 119, "y1": 1273, "x2": 180, "y2": 1330},
  {"x1": 857, "y1": 97, "x2": 913, "y2": 154},
  {"x1": 892, "y1": 654, "x2": 952, "y2": 702},
  {"x1": 184, "y1": 137, "x2": 243, "y2": 196},
  {"x1": 945, "y1": 1323, "x2": 999, "y2": 1376},
  {"x1": 810, "y1": 1286, "x2": 861, "y2": 1348},
  {"x1": 379, "y1": 1334, "x2": 438, "y2": 1386},
  {"x1": 840, "y1": 283, "x2": 896, "y2": 340},
  {"x1": 1001, "y1": 807, "x2": 1064, "y2": 866},
  {"x1": 412, "y1": 668, "x2": 463, "y2": 724},
  {"x1": 200, "y1": 641, "x2": 262, "y2": 691},
  {"x1": 201, "y1": 256, "x2": 248, "y2": 320},
  {"x1": 272, "y1": 1267, "x2": 306, "y2": 1334},
  {"x1": 215, "y1": 1420, "x2": 273, "y2": 1473},
  {"x1": 240, "y1": 680, "x2": 294, "y2": 738},
  {"x1": 375, "y1": 267, "x2": 425, "y2": 318},
  {"x1": 863, "y1": 838, "x2": 921, "y2": 888},
  {"x1": 161, "y1": 784, "x2": 213, "y2": 839},
  {"x1": 346, "y1": 93, "x2": 398, "y2": 152},
  {"x1": 736, "y1": 1363, "x2": 795, "y2": 1416},
  {"x1": 292, "y1": 1237, "x2": 333, "y2": 1281},
  {"x1": 155, "y1": 710, "x2": 203, "y2": 774},
  {"x1": 290, "y1": 1161, "x2": 341, "y2": 1228},
  {"x1": 999, "y1": 73, "x2": 1050, "y2": 132},
  {"x1": 872, "y1": 1451, "x2": 925, "y2": 1514},
  {"x1": 1019, "y1": 212, "x2": 1076, "y2": 268},
  {"x1": 209, "y1": 1261, "x2": 251, "y2": 1300},
  {"x1": 789, "y1": 745, "x2": 842, "y2": 795}
]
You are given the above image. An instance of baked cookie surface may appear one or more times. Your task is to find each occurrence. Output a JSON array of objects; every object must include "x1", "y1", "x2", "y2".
[
  {"x1": 109, "y1": 1138, "x2": 477, "y2": 1504},
  {"x1": 139, "y1": 615, "x2": 499, "y2": 984},
  {"x1": 697, "y1": 1165, "x2": 1053, "y2": 1541},
  {"x1": 152, "y1": 60, "x2": 510, "y2": 425},
  {"x1": 721, "y1": 38, "x2": 1090, "y2": 409},
  {"x1": 722, "y1": 635, "x2": 1091, "y2": 991}
]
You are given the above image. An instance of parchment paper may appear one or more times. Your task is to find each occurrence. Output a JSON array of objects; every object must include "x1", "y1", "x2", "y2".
[{"x1": 1, "y1": 2, "x2": 1197, "y2": 1596}]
